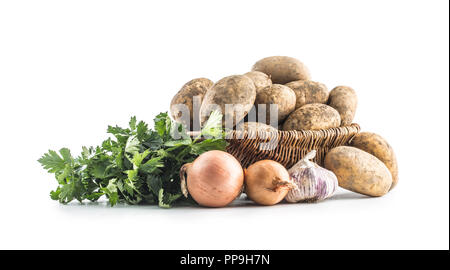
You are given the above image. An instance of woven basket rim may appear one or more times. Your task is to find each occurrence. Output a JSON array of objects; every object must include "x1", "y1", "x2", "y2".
[
  {"x1": 225, "y1": 123, "x2": 361, "y2": 168},
  {"x1": 188, "y1": 123, "x2": 360, "y2": 138}
]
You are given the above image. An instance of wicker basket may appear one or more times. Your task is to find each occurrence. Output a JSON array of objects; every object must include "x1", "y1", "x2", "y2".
[{"x1": 225, "y1": 123, "x2": 360, "y2": 168}]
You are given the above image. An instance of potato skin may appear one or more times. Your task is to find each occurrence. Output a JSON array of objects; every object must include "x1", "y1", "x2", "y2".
[
  {"x1": 254, "y1": 84, "x2": 296, "y2": 124},
  {"x1": 350, "y1": 132, "x2": 399, "y2": 190},
  {"x1": 244, "y1": 71, "x2": 272, "y2": 94},
  {"x1": 236, "y1": 122, "x2": 277, "y2": 132},
  {"x1": 282, "y1": 103, "x2": 341, "y2": 131},
  {"x1": 324, "y1": 146, "x2": 392, "y2": 197},
  {"x1": 200, "y1": 75, "x2": 256, "y2": 126},
  {"x1": 285, "y1": 80, "x2": 329, "y2": 109},
  {"x1": 251, "y1": 56, "x2": 311, "y2": 84},
  {"x1": 170, "y1": 78, "x2": 213, "y2": 130},
  {"x1": 328, "y1": 86, "x2": 358, "y2": 126}
]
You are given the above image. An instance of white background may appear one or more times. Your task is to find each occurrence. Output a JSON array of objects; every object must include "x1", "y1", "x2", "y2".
[{"x1": 0, "y1": 0, "x2": 448, "y2": 250}]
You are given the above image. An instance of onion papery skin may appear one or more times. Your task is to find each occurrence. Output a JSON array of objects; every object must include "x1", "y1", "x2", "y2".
[
  {"x1": 244, "y1": 160, "x2": 292, "y2": 206},
  {"x1": 185, "y1": 150, "x2": 244, "y2": 207}
]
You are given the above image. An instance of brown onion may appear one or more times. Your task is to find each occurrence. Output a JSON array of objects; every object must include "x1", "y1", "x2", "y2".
[
  {"x1": 244, "y1": 160, "x2": 296, "y2": 205},
  {"x1": 180, "y1": 150, "x2": 244, "y2": 207}
]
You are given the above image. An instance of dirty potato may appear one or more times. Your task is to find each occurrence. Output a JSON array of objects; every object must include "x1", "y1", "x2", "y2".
[
  {"x1": 244, "y1": 71, "x2": 272, "y2": 94},
  {"x1": 251, "y1": 56, "x2": 311, "y2": 84},
  {"x1": 255, "y1": 84, "x2": 296, "y2": 124},
  {"x1": 200, "y1": 75, "x2": 256, "y2": 127},
  {"x1": 324, "y1": 146, "x2": 392, "y2": 197},
  {"x1": 236, "y1": 121, "x2": 278, "y2": 140},
  {"x1": 285, "y1": 80, "x2": 329, "y2": 109},
  {"x1": 350, "y1": 132, "x2": 399, "y2": 190},
  {"x1": 236, "y1": 122, "x2": 278, "y2": 132},
  {"x1": 328, "y1": 86, "x2": 358, "y2": 126},
  {"x1": 170, "y1": 78, "x2": 213, "y2": 130},
  {"x1": 282, "y1": 103, "x2": 341, "y2": 131}
]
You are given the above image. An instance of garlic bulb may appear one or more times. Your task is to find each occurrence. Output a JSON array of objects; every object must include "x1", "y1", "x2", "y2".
[{"x1": 285, "y1": 150, "x2": 338, "y2": 203}]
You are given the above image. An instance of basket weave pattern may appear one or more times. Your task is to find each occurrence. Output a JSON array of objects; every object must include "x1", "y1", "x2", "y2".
[{"x1": 226, "y1": 123, "x2": 360, "y2": 168}]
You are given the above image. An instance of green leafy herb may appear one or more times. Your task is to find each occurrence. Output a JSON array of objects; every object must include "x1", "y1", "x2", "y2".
[{"x1": 38, "y1": 111, "x2": 227, "y2": 208}]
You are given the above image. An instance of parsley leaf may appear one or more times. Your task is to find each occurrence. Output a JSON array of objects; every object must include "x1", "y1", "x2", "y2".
[
  {"x1": 200, "y1": 110, "x2": 223, "y2": 138},
  {"x1": 38, "y1": 148, "x2": 72, "y2": 173},
  {"x1": 190, "y1": 139, "x2": 228, "y2": 155}
]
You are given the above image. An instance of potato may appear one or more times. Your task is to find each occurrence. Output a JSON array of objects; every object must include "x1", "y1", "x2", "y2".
[
  {"x1": 282, "y1": 103, "x2": 341, "y2": 131},
  {"x1": 285, "y1": 80, "x2": 329, "y2": 109},
  {"x1": 324, "y1": 146, "x2": 392, "y2": 196},
  {"x1": 236, "y1": 122, "x2": 278, "y2": 140},
  {"x1": 251, "y1": 56, "x2": 311, "y2": 84},
  {"x1": 350, "y1": 132, "x2": 399, "y2": 190},
  {"x1": 255, "y1": 84, "x2": 296, "y2": 124},
  {"x1": 170, "y1": 78, "x2": 213, "y2": 130},
  {"x1": 236, "y1": 122, "x2": 277, "y2": 132},
  {"x1": 244, "y1": 71, "x2": 272, "y2": 94},
  {"x1": 328, "y1": 86, "x2": 358, "y2": 126},
  {"x1": 200, "y1": 75, "x2": 256, "y2": 126}
]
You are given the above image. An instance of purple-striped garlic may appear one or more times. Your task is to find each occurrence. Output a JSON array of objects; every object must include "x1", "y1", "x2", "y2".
[{"x1": 285, "y1": 150, "x2": 338, "y2": 203}]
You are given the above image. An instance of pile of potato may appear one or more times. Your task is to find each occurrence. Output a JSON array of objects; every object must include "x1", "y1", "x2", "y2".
[
  {"x1": 170, "y1": 56, "x2": 398, "y2": 197},
  {"x1": 171, "y1": 56, "x2": 358, "y2": 132}
]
